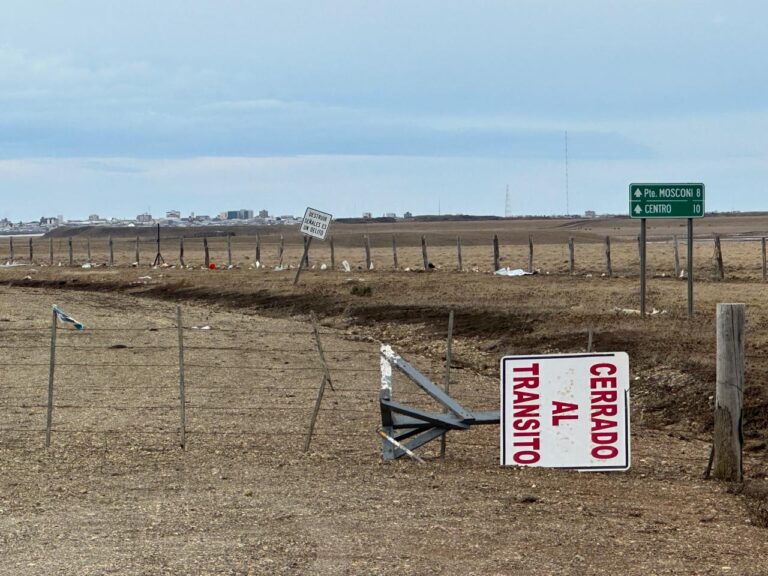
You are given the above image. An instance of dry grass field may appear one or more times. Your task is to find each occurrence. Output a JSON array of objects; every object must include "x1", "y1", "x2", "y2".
[{"x1": 3, "y1": 215, "x2": 768, "y2": 574}]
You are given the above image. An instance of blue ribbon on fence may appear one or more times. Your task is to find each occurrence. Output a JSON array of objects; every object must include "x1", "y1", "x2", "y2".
[{"x1": 53, "y1": 305, "x2": 85, "y2": 331}]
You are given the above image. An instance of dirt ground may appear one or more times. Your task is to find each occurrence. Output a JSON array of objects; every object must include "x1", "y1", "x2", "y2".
[{"x1": 3, "y1": 216, "x2": 768, "y2": 575}]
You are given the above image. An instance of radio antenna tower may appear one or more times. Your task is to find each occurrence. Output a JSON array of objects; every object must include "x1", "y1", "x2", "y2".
[
  {"x1": 505, "y1": 184, "x2": 511, "y2": 217},
  {"x1": 565, "y1": 131, "x2": 570, "y2": 216}
]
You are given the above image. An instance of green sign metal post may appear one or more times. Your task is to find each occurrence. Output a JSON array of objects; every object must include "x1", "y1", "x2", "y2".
[
  {"x1": 630, "y1": 183, "x2": 705, "y2": 318},
  {"x1": 629, "y1": 183, "x2": 704, "y2": 219}
]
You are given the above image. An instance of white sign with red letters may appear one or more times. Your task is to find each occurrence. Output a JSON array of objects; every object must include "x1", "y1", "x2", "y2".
[{"x1": 500, "y1": 352, "x2": 630, "y2": 471}]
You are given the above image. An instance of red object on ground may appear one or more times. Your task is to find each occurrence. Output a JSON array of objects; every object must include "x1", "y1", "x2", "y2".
[{"x1": 209, "y1": 263, "x2": 216, "y2": 270}]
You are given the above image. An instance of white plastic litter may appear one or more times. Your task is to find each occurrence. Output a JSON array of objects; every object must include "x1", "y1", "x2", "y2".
[
  {"x1": 81, "y1": 263, "x2": 92, "y2": 269},
  {"x1": 342, "y1": 260, "x2": 351, "y2": 272},
  {"x1": 192, "y1": 325, "x2": 212, "y2": 330},
  {"x1": 494, "y1": 267, "x2": 532, "y2": 277},
  {"x1": 320, "y1": 263, "x2": 327, "y2": 270}
]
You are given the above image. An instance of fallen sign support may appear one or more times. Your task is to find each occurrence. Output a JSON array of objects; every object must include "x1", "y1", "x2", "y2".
[{"x1": 379, "y1": 345, "x2": 499, "y2": 460}]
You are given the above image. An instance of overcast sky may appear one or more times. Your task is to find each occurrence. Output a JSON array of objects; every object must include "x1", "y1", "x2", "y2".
[{"x1": 1, "y1": 1, "x2": 766, "y2": 221}]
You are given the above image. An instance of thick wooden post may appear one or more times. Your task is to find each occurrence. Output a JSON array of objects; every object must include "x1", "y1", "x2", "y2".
[
  {"x1": 673, "y1": 235, "x2": 681, "y2": 278},
  {"x1": 28, "y1": 237, "x2": 33, "y2": 262},
  {"x1": 493, "y1": 235, "x2": 500, "y2": 271},
  {"x1": 86, "y1": 237, "x2": 91, "y2": 263},
  {"x1": 179, "y1": 236, "x2": 185, "y2": 267},
  {"x1": 712, "y1": 303, "x2": 745, "y2": 481},
  {"x1": 604, "y1": 236, "x2": 612, "y2": 277},
  {"x1": 68, "y1": 238, "x2": 73, "y2": 266},
  {"x1": 134, "y1": 236, "x2": 140, "y2": 265},
  {"x1": 421, "y1": 236, "x2": 429, "y2": 270},
  {"x1": 528, "y1": 235, "x2": 534, "y2": 273},
  {"x1": 227, "y1": 233, "x2": 232, "y2": 267},
  {"x1": 329, "y1": 235, "x2": 335, "y2": 270},
  {"x1": 255, "y1": 233, "x2": 261, "y2": 264},
  {"x1": 108, "y1": 236, "x2": 114, "y2": 266},
  {"x1": 278, "y1": 235, "x2": 284, "y2": 268},
  {"x1": 203, "y1": 237, "x2": 210, "y2": 267},
  {"x1": 762, "y1": 237, "x2": 766, "y2": 282},
  {"x1": 456, "y1": 236, "x2": 463, "y2": 271},
  {"x1": 714, "y1": 235, "x2": 724, "y2": 280},
  {"x1": 49, "y1": 237, "x2": 54, "y2": 266},
  {"x1": 9, "y1": 236, "x2": 13, "y2": 262},
  {"x1": 568, "y1": 237, "x2": 575, "y2": 274},
  {"x1": 364, "y1": 235, "x2": 372, "y2": 270},
  {"x1": 392, "y1": 235, "x2": 398, "y2": 269}
]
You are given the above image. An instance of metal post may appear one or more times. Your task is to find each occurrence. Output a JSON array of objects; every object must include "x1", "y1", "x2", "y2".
[
  {"x1": 304, "y1": 312, "x2": 334, "y2": 452},
  {"x1": 688, "y1": 218, "x2": 694, "y2": 317},
  {"x1": 329, "y1": 235, "x2": 335, "y2": 270},
  {"x1": 440, "y1": 310, "x2": 455, "y2": 458},
  {"x1": 45, "y1": 307, "x2": 57, "y2": 448},
  {"x1": 177, "y1": 306, "x2": 186, "y2": 449},
  {"x1": 673, "y1": 234, "x2": 681, "y2": 279},
  {"x1": 640, "y1": 219, "x2": 646, "y2": 316}
]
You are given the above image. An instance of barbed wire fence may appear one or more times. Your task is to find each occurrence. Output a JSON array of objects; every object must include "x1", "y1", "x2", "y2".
[
  {"x1": 4, "y1": 232, "x2": 768, "y2": 278},
  {"x1": 0, "y1": 306, "x2": 503, "y2": 457}
]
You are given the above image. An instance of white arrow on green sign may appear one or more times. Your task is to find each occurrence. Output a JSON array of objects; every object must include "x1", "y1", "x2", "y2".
[{"x1": 629, "y1": 183, "x2": 705, "y2": 219}]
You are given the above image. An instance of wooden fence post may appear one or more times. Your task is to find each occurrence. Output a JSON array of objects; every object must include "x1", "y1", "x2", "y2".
[
  {"x1": 227, "y1": 233, "x2": 232, "y2": 267},
  {"x1": 278, "y1": 235, "x2": 284, "y2": 268},
  {"x1": 329, "y1": 235, "x2": 335, "y2": 270},
  {"x1": 456, "y1": 236, "x2": 463, "y2": 271},
  {"x1": 568, "y1": 237, "x2": 575, "y2": 274},
  {"x1": 302, "y1": 236, "x2": 310, "y2": 268},
  {"x1": 421, "y1": 236, "x2": 429, "y2": 270},
  {"x1": 108, "y1": 236, "x2": 114, "y2": 266},
  {"x1": 49, "y1": 237, "x2": 54, "y2": 266},
  {"x1": 203, "y1": 237, "x2": 210, "y2": 267},
  {"x1": 528, "y1": 235, "x2": 534, "y2": 273},
  {"x1": 712, "y1": 303, "x2": 745, "y2": 481},
  {"x1": 134, "y1": 236, "x2": 140, "y2": 265},
  {"x1": 9, "y1": 236, "x2": 13, "y2": 263},
  {"x1": 762, "y1": 237, "x2": 766, "y2": 282},
  {"x1": 28, "y1": 237, "x2": 33, "y2": 263},
  {"x1": 673, "y1": 235, "x2": 681, "y2": 278},
  {"x1": 605, "y1": 236, "x2": 612, "y2": 277},
  {"x1": 493, "y1": 234, "x2": 500, "y2": 271},
  {"x1": 86, "y1": 237, "x2": 91, "y2": 263},
  {"x1": 179, "y1": 236, "x2": 185, "y2": 267},
  {"x1": 714, "y1": 235, "x2": 724, "y2": 280},
  {"x1": 392, "y1": 235, "x2": 398, "y2": 269},
  {"x1": 45, "y1": 307, "x2": 57, "y2": 448},
  {"x1": 68, "y1": 238, "x2": 73, "y2": 266},
  {"x1": 177, "y1": 306, "x2": 186, "y2": 449},
  {"x1": 255, "y1": 233, "x2": 261, "y2": 265},
  {"x1": 364, "y1": 234, "x2": 372, "y2": 270}
]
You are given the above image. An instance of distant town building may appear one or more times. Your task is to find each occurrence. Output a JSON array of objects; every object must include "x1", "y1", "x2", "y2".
[
  {"x1": 584, "y1": 210, "x2": 597, "y2": 218},
  {"x1": 384, "y1": 212, "x2": 396, "y2": 218},
  {"x1": 39, "y1": 216, "x2": 59, "y2": 226},
  {"x1": 166, "y1": 210, "x2": 181, "y2": 219},
  {"x1": 403, "y1": 211, "x2": 413, "y2": 219},
  {"x1": 362, "y1": 212, "x2": 372, "y2": 219},
  {"x1": 259, "y1": 209, "x2": 269, "y2": 219},
  {"x1": 225, "y1": 209, "x2": 254, "y2": 220},
  {"x1": 88, "y1": 214, "x2": 100, "y2": 221},
  {"x1": 136, "y1": 213, "x2": 152, "y2": 223}
]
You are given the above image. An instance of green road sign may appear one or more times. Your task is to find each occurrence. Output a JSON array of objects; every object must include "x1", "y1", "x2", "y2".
[{"x1": 629, "y1": 183, "x2": 705, "y2": 219}]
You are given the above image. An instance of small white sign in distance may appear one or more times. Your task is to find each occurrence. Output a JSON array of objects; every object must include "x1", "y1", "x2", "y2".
[
  {"x1": 500, "y1": 352, "x2": 630, "y2": 471},
  {"x1": 300, "y1": 207, "x2": 333, "y2": 241}
]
